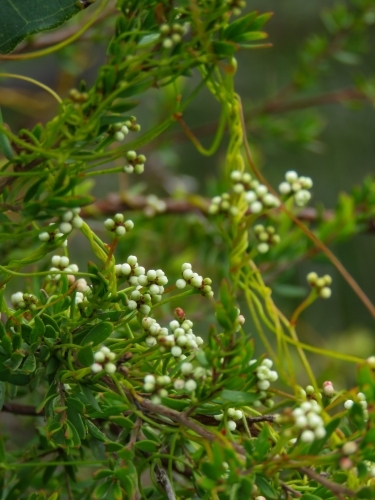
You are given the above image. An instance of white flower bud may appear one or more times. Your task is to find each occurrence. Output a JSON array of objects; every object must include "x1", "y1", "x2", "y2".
[
  {"x1": 104, "y1": 219, "x2": 115, "y2": 229},
  {"x1": 250, "y1": 201, "x2": 263, "y2": 214},
  {"x1": 174, "y1": 379, "x2": 185, "y2": 390},
  {"x1": 185, "y1": 379, "x2": 197, "y2": 392},
  {"x1": 344, "y1": 400, "x2": 354, "y2": 410},
  {"x1": 227, "y1": 420, "x2": 237, "y2": 431},
  {"x1": 51, "y1": 255, "x2": 61, "y2": 267},
  {"x1": 60, "y1": 256, "x2": 69, "y2": 268},
  {"x1": 176, "y1": 279, "x2": 187, "y2": 289},
  {"x1": 39, "y1": 232, "x2": 50, "y2": 242},
  {"x1": 171, "y1": 346, "x2": 182, "y2": 357},
  {"x1": 300, "y1": 429, "x2": 315, "y2": 443},
  {"x1": 279, "y1": 181, "x2": 292, "y2": 195},
  {"x1": 59, "y1": 222, "x2": 72, "y2": 234},
  {"x1": 115, "y1": 226, "x2": 126, "y2": 236},
  {"x1": 285, "y1": 170, "x2": 298, "y2": 183},
  {"x1": 104, "y1": 363, "x2": 117, "y2": 374},
  {"x1": 323, "y1": 381, "x2": 334, "y2": 397},
  {"x1": 94, "y1": 351, "x2": 105, "y2": 362},
  {"x1": 145, "y1": 336, "x2": 157, "y2": 347},
  {"x1": 91, "y1": 363, "x2": 103, "y2": 373}
]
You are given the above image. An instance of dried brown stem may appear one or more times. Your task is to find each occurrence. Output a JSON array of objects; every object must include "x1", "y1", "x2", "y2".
[
  {"x1": 82, "y1": 192, "x2": 375, "y2": 234},
  {"x1": 299, "y1": 467, "x2": 356, "y2": 498},
  {"x1": 1, "y1": 403, "x2": 42, "y2": 416}
]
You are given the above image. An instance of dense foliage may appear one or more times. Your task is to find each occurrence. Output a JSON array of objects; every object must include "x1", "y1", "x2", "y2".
[{"x1": 1, "y1": 0, "x2": 375, "y2": 499}]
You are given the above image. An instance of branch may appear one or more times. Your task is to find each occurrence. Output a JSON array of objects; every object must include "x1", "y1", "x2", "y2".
[
  {"x1": 258, "y1": 88, "x2": 370, "y2": 115},
  {"x1": 1, "y1": 403, "x2": 42, "y2": 416},
  {"x1": 155, "y1": 466, "x2": 176, "y2": 500},
  {"x1": 299, "y1": 467, "x2": 356, "y2": 498},
  {"x1": 136, "y1": 397, "x2": 246, "y2": 456},
  {"x1": 83, "y1": 192, "x2": 375, "y2": 234}
]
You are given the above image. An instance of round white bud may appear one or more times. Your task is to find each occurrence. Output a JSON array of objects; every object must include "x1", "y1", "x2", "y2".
[
  {"x1": 300, "y1": 430, "x2": 315, "y2": 443},
  {"x1": 91, "y1": 363, "x2": 103, "y2": 373},
  {"x1": 285, "y1": 170, "x2": 298, "y2": 183},
  {"x1": 227, "y1": 420, "x2": 237, "y2": 431},
  {"x1": 176, "y1": 279, "x2": 187, "y2": 289},
  {"x1": 104, "y1": 363, "x2": 117, "y2": 374},
  {"x1": 59, "y1": 222, "x2": 72, "y2": 234},
  {"x1": 185, "y1": 379, "x2": 197, "y2": 392}
]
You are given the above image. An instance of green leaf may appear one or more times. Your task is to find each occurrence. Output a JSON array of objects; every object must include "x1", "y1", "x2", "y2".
[
  {"x1": 67, "y1": 409, "x2": 86, "y2": 439},
  {"x1": 255, "y1": 474, "x2": 278, "y2": 499},
  {"x1": 93, "y1": 469, "x2": 114, "y2": 480},
  {"x1": 81, "y1": 322, "x2": 113, "y2": 346},
  {"x1": 301, "y1": 495, "x2": 325, "y2": 500},
  {"x1": 77, "y1": 345, "x2": 94, "y2": 367},
  {"x1": 160, "y1": 397, "x2": 190, "y2": 411},
  {"x1": 31, "y1": 316, "x2": 45, "y2": 344},
  {"x1": 134, "y1": 440, "x2": 159, "y2": 452},
  {"x1": 22, "y1": 355, "x2": 36, "y2": 374},
  {"x1": 80, "y1": 385, "x2": 103, "y2": 413},
  {"x1": 87, "y1": 420, "x2": 109, "y2": 442},
  {"x1": 221, "y1": 390, "x2": 259, "y2": 405},
  {"x1": 109, "y1": 416, "x2": 134, "y2": 429},
  {"x1": 224, "y1": 11, "x2": 259, "y2": 41},
  {"x1": 0, "y1": 0, "x2": 83, "y2": 54}
]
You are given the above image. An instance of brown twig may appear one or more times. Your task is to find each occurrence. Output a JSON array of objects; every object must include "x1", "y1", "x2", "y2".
[
  {"x1": 81, "y1": 192, "x2": 375, "y2": 234},
  {"x1": 1, "y1": 403, "x2": 42, "y2": 416},
  {"x1": 136, "y1": 397, "x2": 246, "y2": 456},
  {"x1": 299, "y1": 467, "x2": 356, "y2": 498},
  {"x1": 155, "y1": 465, "x2": 176, "y2": 500},
  {"x1": 280, "y1": 480, "x2": 302, "y2": 498}
]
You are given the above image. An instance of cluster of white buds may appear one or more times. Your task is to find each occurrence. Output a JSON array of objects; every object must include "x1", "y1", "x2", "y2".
[
  {"x1": 59, "y1": 208, "x2": 83, "y2": 234},
  {"x1": 144, "y1": 194, "x2": 167, "y2": 217},
  {"x1": 124, "y1": 116, "x2": 141, "y2": 133},
  {"x1": 230, "y1": 170, "x2": 280, "y2": 213},
  {"x1": 159, "y1": 23, "x2": 186, "y2": 49},
  {"x1": 116, "y1": 258, "x2": 168, "y2": 313},
  {"x1": 143, "y1": 374, "x2": 172, "y2": 404},
  {"x1": 142, "y1": 317, "x2": 204, "y2": 357},
  {"x1": 208, "y1": 193, "x2": 238, "y2": 216},
  {"x1": 250, "y1": 358, "x2": 278, "y2": 408},
  {"x1": 243, "y1": 180, "x2": 280, "y2": 214},
  {"x1": 123, "y1": 150, "x2": 146, "y2": 174},
  {"x1": 307, "y1": 272, "x2": 332, "y2": 299},
  {"x1": 279, "y1": 171, "x2": 313, "y2": 207},
  {"x1": 292, "y1": 400, "x2": 326, "y2": 443},
  {"x1": 39, "y1": 223, "x2": 68, "y2": 246},
  {"x1": 104, "y1": 214, "x2": 134, "y2": 237},
  {"x1": 367, "y1": 356, "x2": 375, "y2": 369},
  {"x1": 75, "y1": 280, "x2": 90, "y2": 305},
  {"x1": 322, "y1": 381, "x2": 335, "y2": 398},
  {"x1": 176, "y1": 361, "x2": 211, "y2": 392},
  {"x1": 254, "y1": 224, "x2": 281, "y2": 254},
  {"x1": 112, "y1": 122, "x2": 129, "y2": 142},
  {"x1": 214, "y1": 407, "x2": 243, "y2": 431},
  {"x1": 47, "y1": 255, "x2": 76, "y2": 281},
  {"x1": 226, "y1": 0, "x2": 246, "y2": 16},
  {"x1": 344, "y1": 391, "x2": 368, "y2": 419},
  {"x1": 91, "y1": 346, "x2": 116, "y2": 374},
  {"x1": 176, "y1": 263, "x2": 214, "y2": 298},
  {"x1": 209, "y1": 171, "x2": 280, "y2": 216},
  {"x1": 11, "y1": 292, "x2": 38, "y2": 310}
]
